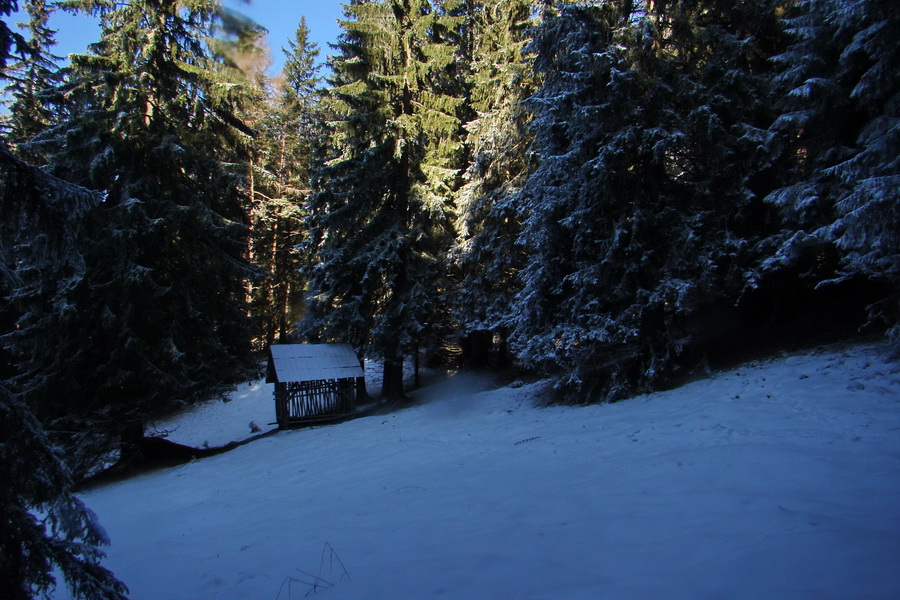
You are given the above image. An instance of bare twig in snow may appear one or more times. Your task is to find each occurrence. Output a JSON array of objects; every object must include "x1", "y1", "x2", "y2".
[{"x1": 275, "y1": 543, "x2": 350, "y2": 599}]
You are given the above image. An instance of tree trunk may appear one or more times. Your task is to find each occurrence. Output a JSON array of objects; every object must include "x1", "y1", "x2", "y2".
[
  {"x1": 381, "y1": 360, "x2": 405, "y2": 400},
  {"x1": 356, "y1": 356, "x2": 370, "y2": 403},
  {"x1": 467, "y1": 330, "x2": 492, "y2": 369},
  {"x1": 118, "y1": 420, "x2": 145, "y2": 467}
]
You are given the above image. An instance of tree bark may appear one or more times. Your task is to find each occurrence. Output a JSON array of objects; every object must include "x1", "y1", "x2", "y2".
[
  {"x1": 467, "y1": 330, "x2": 492, "y2": 368},
  {"x1": 381, "y1": 361, "x2": 405, "y2": 400},
  {"x1": 118, "y1": 420, "x2": 145, "y2": 467}
]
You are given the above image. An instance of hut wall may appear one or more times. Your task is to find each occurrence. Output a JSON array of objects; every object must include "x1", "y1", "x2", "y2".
[
  {"x1": 275, "y1": 382, "x2": 288, "y2": 427},
  {"x1": 276, "y1": 378, "x2": 356, "y2": 427}
]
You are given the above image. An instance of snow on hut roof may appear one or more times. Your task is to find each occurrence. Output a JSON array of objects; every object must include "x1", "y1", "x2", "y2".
[{"x1": 267, "y1": 344, "x2": 365, "y2": 384}]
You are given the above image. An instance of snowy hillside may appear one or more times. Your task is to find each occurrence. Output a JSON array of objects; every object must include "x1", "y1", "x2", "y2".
[{"x1": 60, "y1": 343, "x2": 900, "y2": 600}]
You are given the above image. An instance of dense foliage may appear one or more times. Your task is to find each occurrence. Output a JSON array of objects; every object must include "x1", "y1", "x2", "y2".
[
  {"x1": 244, "y1": 17, "x2": 323, "y2": 347},
  {"x1": 765, "y1": 0, "x2": 899, "y2": 347},
  {"x1": 297, "y1": 0, "x2": 895, "y2": 404},
  {"x1": 1, "y1": 0, "x2": 61, "y2": 161},
  {"x1": 1, "y1": 3, "x2": 126, "y2": 593},
  {"x1": 511, "y1": 0, "x2": 788, "y2": 400},
  {"x1": 3, "y1": 0, "x2": 263, "y2": 477},
  {"x1": 1, "y1": 0, "x2": 898, "y2": 592},
  {"x1": 301, "y1": 0, "x2": 467, "y2": 396},
  {"x1": 451, "y1": 0, "x2": 537, "y2": 356},
  {"x1": 1, "y1": 0, "x2": 896, "y2": 489}
]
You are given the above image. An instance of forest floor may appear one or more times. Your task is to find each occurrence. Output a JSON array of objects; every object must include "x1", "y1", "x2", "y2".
[{"x1": 56, "y1": 341, "x2": 900, "y2": 600}]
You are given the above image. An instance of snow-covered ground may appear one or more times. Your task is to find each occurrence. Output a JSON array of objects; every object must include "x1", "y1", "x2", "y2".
[
  {"x1": 61, "y1": 342, "x2": 900, "y2": 599},
  {"x1": 148, "y1": 379, "x2": 276, "y2": 447}
]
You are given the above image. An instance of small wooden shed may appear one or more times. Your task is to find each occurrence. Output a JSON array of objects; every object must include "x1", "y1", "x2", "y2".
[{"x1": 266, "y1": 344, "x2": 365, "y2": 428}]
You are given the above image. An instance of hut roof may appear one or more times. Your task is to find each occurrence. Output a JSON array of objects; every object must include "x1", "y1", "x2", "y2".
[{"x1": 267, "y1": 344, "x2": 364, "y2": 384}]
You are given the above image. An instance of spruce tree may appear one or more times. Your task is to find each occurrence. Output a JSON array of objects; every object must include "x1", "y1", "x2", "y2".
[
  {"x1": 0, "y1": 383, "x2": 129, "y2": 600},
  {"x1": 303, "y1": 0, "x2": 465, "y2": 398},
  {"x1": 452, "y1": 0, "x2": 537, "y2": 364},
  {"x1": 1, "y1": 15, "x2": 126, "y2": 589},
  {"x1": 767, "y1": 0, "x2": 900, "y2": 351},
  {"x1": 245, "y1": 17, "x2": 322, "y2": 346},
  {"x1": 512, "y1": 0, "x2": 785, "y2": 402},
  {"x1": 0, "y1": 0, "x2": 28, "y2": 71},
  {"x1": 1, "y1": 0, "x2": 62, "y2": 162},
  {"x1": 14, "y1": 0, "x2": 260, "y2": 477}
]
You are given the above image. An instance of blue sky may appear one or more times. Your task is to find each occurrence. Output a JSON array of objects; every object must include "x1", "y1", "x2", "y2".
[
  {"x1": 7, "y1": 0, "x2": 345, "y2": 74},
  {"x1": 223, "y1": 0, "x2": 344, "y2": 71}
]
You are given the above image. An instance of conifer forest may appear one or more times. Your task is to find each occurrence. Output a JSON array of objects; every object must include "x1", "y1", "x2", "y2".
[{"x1": 0, "y1": 0, "x2": 897, "y2": 598}]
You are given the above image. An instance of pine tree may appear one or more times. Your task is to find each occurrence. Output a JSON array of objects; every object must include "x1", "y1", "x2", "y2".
[
  {"x1": 302, "y1": 0, "x2": 466, "y2": 397},
  {"x1": 13, "y1": 0, "x2": 260, "y2": 477},
  {"x1": 512, "y1": 0, "x2": 786, "y2": 402},
  {"x1": 767, "y1": 0, "x2": 900, "y2": 351}
]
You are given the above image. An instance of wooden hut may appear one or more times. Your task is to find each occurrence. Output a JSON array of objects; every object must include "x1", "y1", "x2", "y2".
[{"x1": 266, "y1": 344, "x2": 365, "y2": 428}]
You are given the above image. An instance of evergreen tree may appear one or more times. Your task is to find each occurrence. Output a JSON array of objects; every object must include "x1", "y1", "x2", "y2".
[
  {"x1": 1, "y1": 0, "x2": 62, "y2": 162},
  {"x1": 0, "y1": 383, "x2": 129, "y2": 600},
  {"x1": 766, "y1": 0, "x2": 900, "y2": 350},
  {"x1": 303, "y1": 0, "x2": 466, "y2": 397},
  {"x1": 245, "y1": 17, "x2": 322, "y2": 346},
  {"x1": 512, "y1": 0, "x2": 785, "y2": 402},
  {"x1": 283, "y1": 16, "x2": 321, "y2": 104},
  {"x1": 451, "y1": 0, "x2": 537, "y2": 364},
  {"x1": 0, "y1": 0, "x2": 28, "y2": 71},
  {"x1": 1, "y1": 16, "x2": 126, "y2": 588},
  {"x1": 13, "y1": 0, "x2": 260, "y2": 477}
]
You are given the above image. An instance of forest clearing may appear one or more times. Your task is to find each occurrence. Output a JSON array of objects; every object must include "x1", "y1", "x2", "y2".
[
  {"x1": 53, "y1": 342, "x2": 900, "y2": 599},
  {"x1": 2, "y1": 1, "x2": 897, "y2": 598}
]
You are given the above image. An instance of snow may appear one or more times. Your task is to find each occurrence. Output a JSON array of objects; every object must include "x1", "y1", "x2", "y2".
[
  {"x1": 148, "y1": 380, "x2": 276, "y2": 448},
  {"x1": 60, "y1": 342, "x2": 900, "y2": 599}
]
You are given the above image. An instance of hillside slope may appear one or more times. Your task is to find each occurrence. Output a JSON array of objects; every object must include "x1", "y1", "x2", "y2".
[{"x1": 58, "y1": 343, "x2": 900, "y2": 599}]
